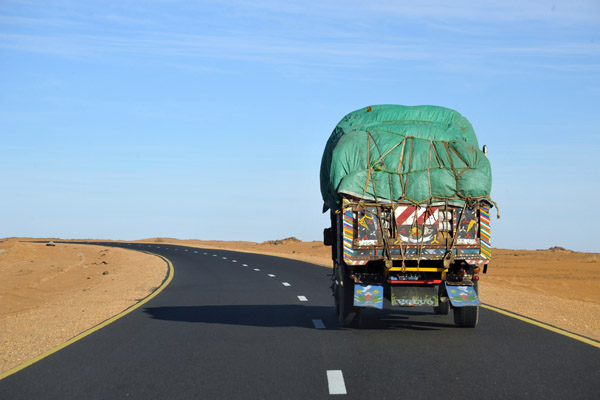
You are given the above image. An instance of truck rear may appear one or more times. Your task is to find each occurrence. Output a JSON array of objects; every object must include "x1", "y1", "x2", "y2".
[{"x1": 320, "y1": 105, "x2": 496, "y2": 328}]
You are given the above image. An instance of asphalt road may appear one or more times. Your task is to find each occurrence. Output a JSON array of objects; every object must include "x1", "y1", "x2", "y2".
[{"x1": 1, "y1": 242, "x2": 599, "y2": 399}]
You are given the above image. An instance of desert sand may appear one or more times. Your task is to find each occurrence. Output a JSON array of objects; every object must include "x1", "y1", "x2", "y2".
[
  {"x1": 1, "y1": 237, "x2": 598, "y2": 375},
  {"x1": 0, "y1": 239, "x2": 167, "y2": 374}
]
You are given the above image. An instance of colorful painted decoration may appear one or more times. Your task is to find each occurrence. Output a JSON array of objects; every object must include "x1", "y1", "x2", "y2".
[
  {"x1": 342, "y1": 199, "x2": 355, "y2": 264},
  {"x1": 357, "y1": 206, "x2": 382, "y2": 246},
  {"x1": 394, "y1": 205, "x2": 439, "y2": 244},
  {"x1": 342, "y1": 198, "x2": 491, "y2": 265},
  {"x1": 455, "y1": 206, "x2": 478, "y2": 245},
  {"x1": 445, "y1": 284, "x2": 481, "y2": 307},
  {"x1": 480, "y1": 204, "x2": 491, "y2": 259},
  {"x1": 353, "y1": 284, "x2": 384, "y2": 309}
]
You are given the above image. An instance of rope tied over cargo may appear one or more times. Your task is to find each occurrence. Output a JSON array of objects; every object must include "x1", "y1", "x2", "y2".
[{"x1": 356, "y1": 132, "x2": 499, "y2": 219}]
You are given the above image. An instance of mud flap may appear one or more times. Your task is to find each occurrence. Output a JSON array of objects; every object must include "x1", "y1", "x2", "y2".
[
  {"x1": 445, "y1": 283, "x2": 481, "y2": 307},
  {"x1": 353, "y1": 284, "x2": 383, "y2": 309},
  {"x1": 391, "y1": 286, "x2": 438, "y2": 307}
]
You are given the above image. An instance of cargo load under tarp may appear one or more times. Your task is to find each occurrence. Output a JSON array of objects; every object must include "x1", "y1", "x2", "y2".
[{"x1": 320, "y1": 105, "x2": 492, "y2": 212}]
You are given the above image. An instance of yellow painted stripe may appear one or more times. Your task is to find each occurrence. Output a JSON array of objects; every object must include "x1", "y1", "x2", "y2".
[
  {"x1": 0, "y1": 251, "x2": 174, "y2": 381},
  {"x1": 482, "y1": 304, "x2": 600, "y2": 348},
  {"x1": 388, "y1": 267, "x2": 445, "y2": 272}
]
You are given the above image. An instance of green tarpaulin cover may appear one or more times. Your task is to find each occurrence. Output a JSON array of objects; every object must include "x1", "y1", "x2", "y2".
[{"x1": 320, "y1": 105, "x2": 492, "y2": 211}]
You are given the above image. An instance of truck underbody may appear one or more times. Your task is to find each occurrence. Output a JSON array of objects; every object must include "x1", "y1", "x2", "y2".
[{"x1": 325, "y1": 196, "x2": 492, "y2": 328}]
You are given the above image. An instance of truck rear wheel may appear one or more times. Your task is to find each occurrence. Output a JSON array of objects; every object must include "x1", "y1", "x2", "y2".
[
  {"x1": 453, "y1": 305, "x2": 479, "y2": 327},
  {"x1": 453, "y1": 282, "x2": 479, "y2": 327},
  {"x1": 434, "y1": 300, "x2": 449, "y2": 315},
  {"x1": 434, "y1": 284, "x2": 449, "y2": 315},
  {"x1": 334, "y1": 262, "x2": 361, "y2": 328}
]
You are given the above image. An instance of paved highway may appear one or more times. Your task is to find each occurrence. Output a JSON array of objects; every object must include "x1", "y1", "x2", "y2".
[{"x1": 1, "y1": 242, "x2": 598, "y2": 399}]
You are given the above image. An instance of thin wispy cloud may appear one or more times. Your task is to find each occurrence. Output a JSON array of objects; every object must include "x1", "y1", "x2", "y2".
[
  {"x1": 102, "y1": 14, "x2": 154, "y2": 26},
  {"x1": 0, "y1": 15, "x2": 81, "y2": 27},
  {"x1": 206, "y1": 0, "x2": 600, "y2": 26},
  {"x1": 2, "y1": 1, "x2": 598, "y2": 76},
  {"x1": 1, "y1": 31, "x2": 597, "y2": 76}
]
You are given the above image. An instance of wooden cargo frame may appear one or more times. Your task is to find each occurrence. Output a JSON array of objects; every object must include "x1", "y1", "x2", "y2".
[{"x1": 340, "y1": 197, "x2": 491, "y2": 267}]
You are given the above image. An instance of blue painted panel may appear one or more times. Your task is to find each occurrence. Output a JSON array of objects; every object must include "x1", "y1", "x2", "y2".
[
  {"x1": 445, "y1": 283, "x2": 481, "y2": 307},
  {"x1": 353, "y1": 284, "x2": 384, "y2": 309}
]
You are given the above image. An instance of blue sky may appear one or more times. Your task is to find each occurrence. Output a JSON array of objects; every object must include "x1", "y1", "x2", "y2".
[{"x1": 1, "y1": 1, "x2": 599, "y2": 252}]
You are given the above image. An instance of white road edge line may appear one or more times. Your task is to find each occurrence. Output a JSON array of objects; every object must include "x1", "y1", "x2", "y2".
[
  {"x1": 282, "y1": 282, "x2": 291, "y2": 287},
  {"x1": 327, "y1": 370, "x2": 347, "y2": 395},
  {"x1": 297, "y1": 296, "x2": 308, "y2": 302},
  {"x1": 312, "y1": 319, "x2": 325, "y2": 329}
]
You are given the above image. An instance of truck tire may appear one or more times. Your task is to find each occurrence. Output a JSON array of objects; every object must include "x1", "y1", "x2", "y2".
[
  {"x1": 434, "y1": 300, "x2": 449, "y2": 315},
  {"x1": 334, "y1": 277, "x2": 340, "y2": 317},
  {"x1": 433, "y1": 284, "x2": 449, "y2": 315},
  {"x1": 453, "y1": 281, "x2": 479, "y2": 328},
  {"x1": 334, "y1": 262, "x2": 361, "y2": 328}
]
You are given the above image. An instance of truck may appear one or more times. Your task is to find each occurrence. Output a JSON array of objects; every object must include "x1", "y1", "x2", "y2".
[{"x1": 320, "y1": 105, "x2": 496, "y2": 328}]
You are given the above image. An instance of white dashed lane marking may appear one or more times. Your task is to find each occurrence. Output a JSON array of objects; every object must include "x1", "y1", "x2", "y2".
[
  {"x1": 232, "y1": 260, "x2": 237, "y2": 263},
  {"x1": 312, "y1": 319, "x2": 325, "y2": 329},
  {"x1": 297, "y1": 296, "x2": 308, "y2": 302},
  {"x1": 327, "y1": 370, "x2": 347, "y2": 395},
  {"x1": 282, "y1": 282, "x2": 291, "y2": 287},
  {"x1": 267, "y1": 274, "x2": 275, "y2": 277},
  {"x1": 253, "y1": 268, "x2": 261, "y2": 271}
]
